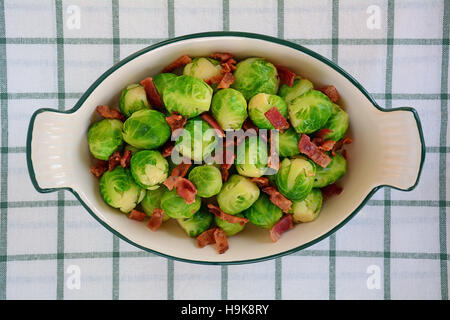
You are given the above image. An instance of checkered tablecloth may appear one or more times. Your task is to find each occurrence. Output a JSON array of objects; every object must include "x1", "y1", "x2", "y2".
[{"x1": 0, "y1": 0, "x2": 448, "y2": 300}]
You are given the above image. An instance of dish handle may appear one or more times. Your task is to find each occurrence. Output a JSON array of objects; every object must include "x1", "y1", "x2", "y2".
[
  {"x1": 27, "y1": 109, "x2": 78, "y2": 193},
  {"x1": 374, "y1": 107, "x2": 425, "y2": 191}
]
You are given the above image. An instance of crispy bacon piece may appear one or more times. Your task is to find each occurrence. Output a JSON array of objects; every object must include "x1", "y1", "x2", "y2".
[
  {"x1": 147, "y1": 208, "x2": 164, "y2": 231},
  {"x1": 314, "y1": 128, "x2": 333, "y2": 142},
  {"x1": 205, "y1": 74, "x2": 224, "y2": 85},
  {"x1": 96, "y1": 105, "x2": 125, "y2": 121},
  {"x1": 262, "y1": 187, "x2": 293, "y2": 213},
  {"x1": 264, "y1": 107, "x2": 290, "y2": 132},
  {"x1": 270, "y1": 215, "x2": 294, "y2": 242},
  {"x1": 210, "y1": 52, "x2": 233, "y2": 62},
  {"x1": 276, "y1": 65, "x2": 296, "y2": 87},
  {"x1": 108, "y1": 151, "x2": 121, "y2": 171},
  {"x1": 242, "y1": 118, "x2": 259, "y2": 132},
  {"x1": 166, "y1": 114, "x2": 187, "y2": 135},
  {"x1": 120, "y1": 149, "x2": 132, "y2": 168},
  {"x1": 331, "y1": 137, "x2": 353, "y2": 156},
  {"x1": 174, "y1": 177, "x2": 197, "y2": 204},
  {"x1": 214, "y1": 228, "x2": 229, "y2": 254},
  {"x1": 162, "y1": 55, "x2": 192, "y2": 73},
  {"x1": 217, "y1": 72, "x2": 235, "y2": 89},
  {"x1": 319, "y1": 85, "x2": 339, "y2": 103},
  {"x1": 201, "y1": 113, "x2": 225, "y2": 137},
  {"x1": 321, "y1": 183, "x2": 343, "y2": 199},
  {"x1": 128, "y1": 209, "x2": 147, "y2": 222},
  {"x1": 318, "y1": 140, "x2": 336, "y2": 152},
  {"x1": 140, "y1": 77, "x2": 163, "y2": 108},
  {"x1": 197, "y1": 228, "x2": 218, "y2": 248},
  {"x1": 251, "y1": 177, "x2": 270, "y2": 188},
  {"x1": 207, "y1": 204, "x2": 249, "y2": 226},
  {"x1": 90, "y1": 160, "x2": 108, "y2": 178},
  {"x1": 161, "y1": 142, "x2": 174, "y2": 158},
  {"x1": 163, "y1": 176, "x2": 179, "y2": 191},
  {"x1": 221, "y1": 58, "x2": 237, "y2": 73},
  {"x1": 171, "y1": 163, "x2": 191, "y2": 178},
  {"x1": 216, "y1": 145, "x2": 235, "y2": 182},
  {"x1": 298, "y1": 134, "x2": 331, "y2": 168},
  {"x1": 220, "y1": 166, "x2": 230, "y2": 182}
]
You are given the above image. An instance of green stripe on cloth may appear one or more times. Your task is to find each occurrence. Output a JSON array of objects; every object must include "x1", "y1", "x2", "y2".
[{"x1": 222, "y1": 0, "x2": 229, "y2": 31}]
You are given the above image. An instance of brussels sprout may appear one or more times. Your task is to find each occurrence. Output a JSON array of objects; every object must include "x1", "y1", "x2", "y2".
[
  {"x1": 183, "y1": 57, "x2": 222, "y2": 81},
  {"x1": 130, "y1": 150, "x2": 169, "y2": 190},
  {"x1": 322, "y1": 103, "x2": 349, "y2": 141},
  {"x1": 278, "y1": 76, "x2": 313, "y2": 104},
  {"x1": 217, "y1": 175, "x2": 260, "y2": 215},
  {"x1": 160, "y1": 189, "x2": 201, "y2": 219},
  {"x1": 248, "y1": 93, "x2": 288, "y2": 129},
  {"x1": 153, "y1": 73, "x2": 177, "y2": 97},
  {"x1": 163, "y1": 75, "x2": 213, "y2": 118},
  {"x1": 87, "y1": 119, "x2": 123, "y2": 160},
  {"x1": 244, "y1": 193, "x2": 282, "y2": 229},
  {"x1": 231, "y1": 58, "x2": 279, "y2": 100},
  {"x1": 177, "y1": 208, "x2": 213, "y2": 237},
  {"x1": 122, "y1": 109, "x2": 171, "y2": 149},
  {"x1": 235, "y1": 136, "x2": 268, "y2": 178},
  {"x1": 188, "y1": 165, "x2": 222, "y2": 198},
  {"x1": 276, "y1": 157, "x2": 316, "y2": 201},
  {"x1": 288, "y1": 90, "x2": 333, "y2": 134},
  {"x1": 99, "y1": 166, "x2": 145, "y2": 213},
  {"x1": 214, "y1": 213, "x2": 246, "y2": 236},
  {"x1": 119, "y1": 84, "x2": 150, "y2": 117},
  {"x1": 278, "y1": 127, "x2": 300, "y2": 157},
  {"x1": 290, "y1": 189, "x2": 323, "y2": 223},
  {"x1": 313, "y1": 153, "x2": 347, "y2": 188},
  {"x1": 174, "y1": 118, "x2": 218, "y2": 162},
  {"x1": 211, "y1": 88, "x2": 248, "y2": 130},
  {"x1": 140, "y1": 186, "x2": 170, "y2": 221}
]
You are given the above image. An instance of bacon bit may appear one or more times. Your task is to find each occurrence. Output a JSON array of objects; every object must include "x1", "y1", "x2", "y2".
[
  {"x1": 268, "y1": 131, "x2": 280, "y2": 170},
  {"x1": 331, "y1": 137, "x2": 353, "y2": 156},
  {"x1": 207, "y1": 204, "x2": 249, "y2": 226},
  {"x1": 221, "y1": 59, "x2": 237, "y2": 74},
  {"x1": 163, "y1": 176, "x2": 179, "y2": 191},
  {"x1": 342, "y1": 149, "x2": 348, "y2": 160},
  {"x1": 217, "y1": 72, "x2": 235, "y2": 89},
  {"x1": 315, "y1": 128, "x2": 333, "y2": 142},
  {"x1": 262, "y1": 187, "x2": 293, "y2": 213},
  {"x1": 276, "y1": 65, "x2": 296, "y2": 87},
  {"x1": 128, "y1": 209, "x2": 147, "y2": 222},
  {"x1": 318, "y1": 140, "x2": 336, "y2": 152},
  {"x1": 197, "y1": 228, "x2": 218, "y2": 248},
  {"x1": 318, "y1": 85, "x2": 339, "y2": 103},
  {"x1": 140, "y1": 77, "x2": 163, "y2": 108},
  {"x1": 214, "y1": 228, "x2": 229, "y2": 254},
  {"x1": 205, "y1": 74, "x2": 224, "y2": 85},
  {"x1": 298, "y1": 134, "x2": 331, "y2": 168},
  {"x1": 161, "y1": 142, "x2": 174, "y2": 158},
  {"x1": 321, "y1": 183, "x2": 343, "y2": 199},
  {"x1": 174, "y1": 177, "x2": 197, "y2": 204},
  {"x1": 201, "y1": 113, "x2": 225, "y2": 137},
  {"x1": 264, "y1": 107, "x2": 290, "y2": 132},
  {"x1": 120, "y1": 149, "x2": 132, "y2": 168},
  {"x1": 162, "y1": 55, "x2": 192, "y2": 73},
  {"x1": 147, "y1": 208, "x2": 164, "y2": 231},
  {"x1": 215, "y1": 144, "x2": 235, "y2": 182},
  {"x1": 270, "y1": 215, "x2": 294, "y2": 242},
  {"x1": 220, "y1": 166, "x2": 230, "y2": 182},
  {"x1": 210, "y1": 52, "x2": 233, "y2": 62},
  {"x1": 251, "y1": 177, "x2": 270, "y2": 188},
  {"x1": 242, "y1": 118, "x2": 259, "y2": 132},
  {"x1": 171, "y1": 163, "x2": 191, "y2": 178},
  {"x1": 90, "y1": 160, "x2": 108, "y2": 178},
  {"x1": 96, "y1": 105, "x2": 126, "y2": 121},
  {"x1": 166, "y1": 113, "x2": 187, "y2": 136},
  {"x1": 108, "y1": 151, "x2": 121, "y2": 171}
]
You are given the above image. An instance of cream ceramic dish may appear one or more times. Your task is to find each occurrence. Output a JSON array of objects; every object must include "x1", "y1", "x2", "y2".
[{"x1": 27, "y1": 32, "x2": 425, "y2": 264}]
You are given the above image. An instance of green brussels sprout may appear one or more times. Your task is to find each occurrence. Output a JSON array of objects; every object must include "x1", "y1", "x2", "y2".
[
  {"x1": 214, "y1": 213, "x2": 246, "y2": 236},
  {"x1": 235, "y1": 136, "x2": 268, "y2": 178},
  {"x1": 231, "y1": 58, "x2": 279, "y2": 100},
  {"x1": 174, "y1": 118, "x2": 218, "y2": 162},
  {"x1": 183, "y1": 57, "x2": 222, "y2": 81},
  {"x1": 163, "y1": 75, "x2": 213, "y2": 118},
  {"x1": 177, "y1": 208, "x2": 213, "y2": 237},
  {"x1": 87, "y1": 119, "x2": 123, "y2": 160},
  {"x1": 153, "y1": 73, "x2": 177, "y2": 97},
  {"x1": 313, "y1": 153, "x2": 347, "y2": 188},
  {"x1": 288, "y1": 90, "x2": 333, "y2": 134},
  {"x1": 248, "y1": 93, "x2": 288, "y2": 129},
  {"x1": 278, "y1": 127, "x2": 300, "y2": 157},
  {"x1": 188, "y1": 165, "x2": 222, "y2": 197},
  {"x1": 130, "y1": 150, "x2": 169, "y2": 190},
  {"x1": 290, "y1": 189, "x2": 323, "y2": 223},
  {"x1": 322, "y1": 103, "x2": 349, "y2": 141},
  {"x1": 211, "y1": 88, "x2": 248, "y2": 130},
  {"x1": 276, "y1": 157, "x2": 316, "y2": 201},
  {"x1": 244, "y1": 193, "x2": 282, "y2": 229},
  {"x1": 140, "y1": 186, "x2": 170, "y2": 222},
  {"x1": 124, "y1": 144, "x2": 141, "y2": 155},
  {"x1": 217, "y1": 175, "x2": 260, "y2": 214},
  {"x1": 160, "y1": 189, "x2": 201, "y2": 219},
  {"x1": 278, "y1": 76, "x2": 313, "y2": 104},
  {"x1": 119, "y1": 84, "x2": 150, "y2": 117},
  {"x1": 122, "y1": 109, "x2": 171, "y2": 149},
  {"x1": 99, "y1": 166, "x2": 145, "y2": 213}
]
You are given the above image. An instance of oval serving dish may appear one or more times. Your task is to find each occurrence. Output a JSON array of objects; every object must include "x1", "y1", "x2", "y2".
[{"x1": 26, "y1": 32, "x2": 425, "y2": 264}]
